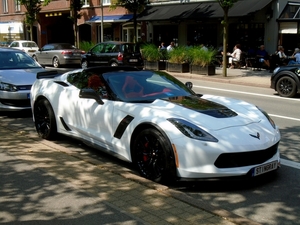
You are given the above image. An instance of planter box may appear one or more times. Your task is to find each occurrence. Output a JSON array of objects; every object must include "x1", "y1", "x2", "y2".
[
  {"x1": 144, "y1": 60, "x2": 166, "y2": 70},
  {"x1": 167, "y1": 62, "x2": 190, "y2": 73},
  {"x1": 190, "y1": 65, "x2": 216, "y2": 75}
]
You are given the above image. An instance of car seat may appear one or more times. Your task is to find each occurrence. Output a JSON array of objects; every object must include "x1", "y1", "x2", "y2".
[{"x1": 122, "y1": 76, "x2": 144, "y2": 98}]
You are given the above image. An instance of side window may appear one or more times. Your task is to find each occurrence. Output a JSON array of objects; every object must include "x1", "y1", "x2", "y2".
[
  {"x1": 104, "y1": 44, "x2": 114, "y2": 53},
  {"x1": 91, "y1": 44, "x2": 104, "y2": 54},
  {"x1": 42, "y1": 45, "x2": 53, "y2": 51},
  {"x1": 112, "y1": 45, "x2": 120, "y2": 53},
  {"x1": 67, "y1": 72, "x2": 108, "y2": 99}
]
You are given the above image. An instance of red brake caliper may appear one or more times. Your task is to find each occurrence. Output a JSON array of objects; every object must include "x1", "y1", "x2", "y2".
[{"x1": 143, "y1": 142, "x2": 149, "y2": 161}]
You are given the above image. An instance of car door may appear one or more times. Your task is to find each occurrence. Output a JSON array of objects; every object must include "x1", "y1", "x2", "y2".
[
  {"x1": 37, "y1": 44, "x2": 54, "y2": 65},
  {"x1": 86, "y1": 43, "x2": 106, "y2": 67}
]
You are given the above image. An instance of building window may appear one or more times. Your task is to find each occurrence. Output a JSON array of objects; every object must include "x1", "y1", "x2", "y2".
[
  {"x1": 3, "y1": 0, "x2": 8, "y2": 13},
  {"x1": 102, "y1": 0, "x2": 111, "y2": 6},
  {"x1": 81, "y1": 0, "x2": 90, "y2": 6},
  {"x1": 15, "y1": 0, "x2": 21, "y2": 12}
]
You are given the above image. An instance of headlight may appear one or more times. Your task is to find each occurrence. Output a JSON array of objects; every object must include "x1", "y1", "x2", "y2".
[
  {"x1": 167, "y1": 118, "x2": 218, "y2": 142},
  {"x1": 0, "y1": 82, "x2": 18, "y2": 92},
  {"x1": 257, "y1": 107, "x2": 276, "y2": 129}
]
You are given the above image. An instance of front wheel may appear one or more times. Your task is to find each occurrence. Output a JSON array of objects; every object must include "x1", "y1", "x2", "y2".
[
  {"x1": 52, "y1": 57, "x2": 60, "y2": 68},
  {"x1": 276, "y1": 76, "x2": 297, "y2": 98},
  {"x1": 81, "y1": 60, "x2": 88, "y2": 69},
  {"x1": 33, "y1": 98, "x2": 57, "y2": 140},
  {"x1": 132, "y1": 128, "x2": 176, "y2": 183}
]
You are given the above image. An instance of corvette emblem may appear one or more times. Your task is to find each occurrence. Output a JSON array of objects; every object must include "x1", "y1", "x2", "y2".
[{"x1": 250, "y1": 132, "x2": 260, "y2": 140}]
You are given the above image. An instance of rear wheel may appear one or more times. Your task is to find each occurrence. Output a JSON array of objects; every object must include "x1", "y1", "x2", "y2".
[
  {"x1": 132, "y1": 128, "x2": 176, "y2": 183},
  {"x1": 34, "y1": 98, "x2": 57, "y2": 140},
  {"x1": 110, "y1": 62, "x2": 118, "y2": 67},
  {"x1": 276, "y1": 76, "x2": 297, "y2": 98},
  {"x1": 52, "y1": 57, "x2": 60, "y2": 68}
]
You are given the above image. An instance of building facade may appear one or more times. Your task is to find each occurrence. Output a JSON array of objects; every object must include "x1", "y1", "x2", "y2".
[{"x1": 0, "y1": 0, "x2": 300, "y2": 54}]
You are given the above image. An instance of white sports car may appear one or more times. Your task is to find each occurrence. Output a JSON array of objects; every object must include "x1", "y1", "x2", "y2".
[{"x1": 31, "y1": 67, "x2": 281, "y2": 182}]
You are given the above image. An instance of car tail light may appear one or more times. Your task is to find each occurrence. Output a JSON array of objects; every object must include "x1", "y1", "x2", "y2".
[
  {"x1": 61, "y1": 50, "x2": 73, "y2": 55},
  {"x1": 118, "y1": 52, "x2": 123, "y2": 61},
  {"x1": 80, "y1": 50, "x2": 85, "y2": 54}
]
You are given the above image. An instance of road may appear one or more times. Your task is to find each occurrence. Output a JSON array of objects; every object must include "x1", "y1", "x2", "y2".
[
  {"x1": 1, "y1": 70, "x2": 300, "y2": 225},
  {"x1": 176, "y1": 78, "x2": 300, "y2": 225}
]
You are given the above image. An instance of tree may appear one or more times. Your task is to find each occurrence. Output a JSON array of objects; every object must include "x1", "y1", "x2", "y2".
[
  {"x1": 217, "y1": 0, "x2": 238, "y2": 77},
  {"x1": 110, "y1": 0, "x2": 148, "y2": 43},
  {"x1": 70, "y1": 0, "x2": 83, "y2": 47},
  {"x1": 19, "y1": 0, "x2": 51, "y2": 41}
]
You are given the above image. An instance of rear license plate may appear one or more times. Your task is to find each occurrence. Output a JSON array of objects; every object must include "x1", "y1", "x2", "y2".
[
  {"x1": 129, "y1": 59, "x2": 138, "y2": 62},
  {"x1": 252, "y1": 161, "x2": 278, "y2": 176}
]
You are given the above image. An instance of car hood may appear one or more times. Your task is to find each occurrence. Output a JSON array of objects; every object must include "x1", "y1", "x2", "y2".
[
  {"x1": 0, "y1": 68, "x2": 44, "y2": 85},
  {"x1": 147, "y1": 95, "x2": 261, "y2": 130}
]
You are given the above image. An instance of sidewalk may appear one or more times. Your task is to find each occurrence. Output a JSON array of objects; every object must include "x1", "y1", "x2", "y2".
[
  {"x1": 170, "y1": 67, "x2": 272, "y2": 88},
  {"x1": 0, "y1": 115, "x2": 262, "y2": 224}
]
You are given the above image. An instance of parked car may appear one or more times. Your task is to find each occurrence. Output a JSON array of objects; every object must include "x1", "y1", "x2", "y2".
[
  {"x1": 0, "y1": 41, "x2": 12, "y2": 47},
  {"x1": 0, "y1": 48, "x2": 45, "y2": 111},
  {"x1": 32, "y1": 43, "x2": 85, "y2": 68},
  {"x1": 271, "y1": 65, "x2": 300, "y2": 97},
  {"x1": 81, "y1": 41, "x2": 144, "y2": 69},
  {"x1": 30, "y1": 66, "x2": 280, "y2": 183},
  {"x1": 9, "y1": 40, "x2": 39, "y2": 57}
]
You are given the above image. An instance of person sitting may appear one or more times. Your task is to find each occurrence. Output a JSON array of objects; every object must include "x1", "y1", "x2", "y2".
[
  {"x1": 288, "y1": 48, "x2": 300, "y2": 65},
  {"x1": 158, "y1": 42, "x2": 166, "y2": 50},
  {"x1": 277, "y1": 46, "x2": 287, "y2": 65},
  {"x1": 167, "y1": 42, "x2": 175, "y2": 52},
  {"x1": 228, "y1": 44, "x2": 242, "y2": 69},
  {"x1": 256, "y1": 45, "x2": 270, "y2": 68}
]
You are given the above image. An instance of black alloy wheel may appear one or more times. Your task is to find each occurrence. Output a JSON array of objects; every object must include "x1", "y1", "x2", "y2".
[
  {"x1": 132, "y1": 128, "x2": 176, "y2": 183},
  {"x1": 276, "y1": 76, "x2": 297, "y2": 98},
  {"x1": 34, "y1": 98, "x2": 57, "y2": 140}
]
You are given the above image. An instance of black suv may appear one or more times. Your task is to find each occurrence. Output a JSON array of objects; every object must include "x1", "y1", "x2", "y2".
[
  {"x1": 271, "y1": 65, "x2": 300, "y2": 98},
  {"x1": 81, "y1": 41, "x2": 143, "y2": 69}
]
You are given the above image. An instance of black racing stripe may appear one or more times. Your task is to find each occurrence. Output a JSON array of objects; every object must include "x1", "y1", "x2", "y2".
[{"x1": 114, "y1": 115, "x2": 134, "y2": 139}]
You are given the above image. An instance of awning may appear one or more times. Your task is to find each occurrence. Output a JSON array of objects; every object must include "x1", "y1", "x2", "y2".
[
  {"x1": 137, "y1": 0, "x2": 272, "y2": 21},
  {"x1": 87, "y1": 14, "x2": 133, "y2": 23}
]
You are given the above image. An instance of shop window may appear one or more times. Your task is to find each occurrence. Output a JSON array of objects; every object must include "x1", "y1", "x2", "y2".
[{"x1": 279, "y1": 2, "x2": 300, "y2": 19}]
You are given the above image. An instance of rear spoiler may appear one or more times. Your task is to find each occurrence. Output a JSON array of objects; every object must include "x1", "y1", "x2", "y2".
[{"x1": 37, "y1": 70, "x2": 59, "y2": 79}]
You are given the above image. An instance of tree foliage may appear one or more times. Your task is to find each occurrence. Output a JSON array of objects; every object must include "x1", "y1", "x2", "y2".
[
  {"x1": 217, "y1": 0, "x2": 238, "y2": 77},
  {"x1": 19, "y1": 0, "x2": 51, "y2": 40},
  {"x1": 110, "y1": 0, "x2": 148, "y2": 43}
]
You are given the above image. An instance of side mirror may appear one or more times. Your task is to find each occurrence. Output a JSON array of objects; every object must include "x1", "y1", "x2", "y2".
[
  {"x1": 79, "y1": 89, "x2": 104, "y2": 105},
  {"x1": 185, "y1": 82, "x2": 193, "y2": 89}
]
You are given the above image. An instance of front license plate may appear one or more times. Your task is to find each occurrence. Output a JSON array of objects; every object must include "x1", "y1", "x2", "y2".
[
  {"x1": 252, "y1": 161, "x2": 278, "y2": 176},
  {"x1": 129, "y1": 59, "x2": 138, "y2": 62}
]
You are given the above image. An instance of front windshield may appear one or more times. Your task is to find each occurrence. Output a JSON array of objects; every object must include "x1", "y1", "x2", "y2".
[
  {"x1": 103, "y1": 70, "x2": 195, "y2": 102},
  {"x1": 0, "y1": 51, "x2": 42, "y2": 69}
]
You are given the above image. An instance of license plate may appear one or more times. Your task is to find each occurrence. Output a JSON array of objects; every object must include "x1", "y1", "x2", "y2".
[
  {"x1": 129, "y1": 59, "x2": 138, "y2": 62},
  {"x1": 252, "y1": 161, "x2": 278, "y2": 176}
]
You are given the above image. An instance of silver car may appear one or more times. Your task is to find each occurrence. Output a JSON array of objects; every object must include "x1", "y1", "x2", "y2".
[
  {"x1": 32, "y1": 43, "x2": 85, "y2": 68},
  {"x1": 0, "y1": 48, "x2": 45, "y2": 111}
]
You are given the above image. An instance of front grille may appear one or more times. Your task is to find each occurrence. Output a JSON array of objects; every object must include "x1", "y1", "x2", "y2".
[
  {"x1": 214, "y1": 142, "x2": 279, "y2": 168},
  {"x1": 0, "y1": 99, "x2": 31, "y2": 107}
]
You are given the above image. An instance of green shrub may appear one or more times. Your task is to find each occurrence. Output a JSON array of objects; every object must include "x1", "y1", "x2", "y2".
[
  {"x1": 79, "y1": 41, "x2": 96, "y2": 52},
  {"x1": 167, "y1": 46, "x2": 189, "y2": 64},
  {"x1": 189, "y1": 47, "x2": 217, "y2": 66},
  {"x1": 141, "y1": 43, "x2": 163, "y2": 61}
]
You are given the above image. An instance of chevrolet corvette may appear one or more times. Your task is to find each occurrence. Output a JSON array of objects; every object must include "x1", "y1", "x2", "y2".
[{"x1": 31, "y1": 67, "x2": 281, "y2": 182}]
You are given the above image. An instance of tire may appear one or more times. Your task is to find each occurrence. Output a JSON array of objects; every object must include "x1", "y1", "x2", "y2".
[
  {"x1": 110, "y1": 62, "x2": 118, "y2": 67},
  {"x1": 276, "y1": 76, "x2": 297, "y2": 98},
  {"x1": 132, "y1": 128, "x2": 176, "y2": 183},
  {"x1": 81, "y1": 60, "x2": 88, "y2": 69},
  {"x1": 33, "y1": 98, "x2": 57, "y2": 140},
  {"x1": 52, "y1": 57, "x2": 60, "y2": 68}
]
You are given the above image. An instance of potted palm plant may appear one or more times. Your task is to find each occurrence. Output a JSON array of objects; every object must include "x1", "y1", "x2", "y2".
[
  {"x1": 189, "y1": 47, "x2": 216, "y2": 75},
  {"x1": 166, "y1": 46, "x2": 190, "y2": 73},
  {"x1": 141, "y1": 44, "x2": 166, "y2": 70}
]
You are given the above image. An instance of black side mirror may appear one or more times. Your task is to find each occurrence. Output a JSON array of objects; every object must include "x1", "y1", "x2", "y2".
[
  {"x1": 79, "y1": 89, "x2": 104, "y2": 105},
  {"x1": 185, "y1": 82, "x2": 193, "y2": 89}
]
